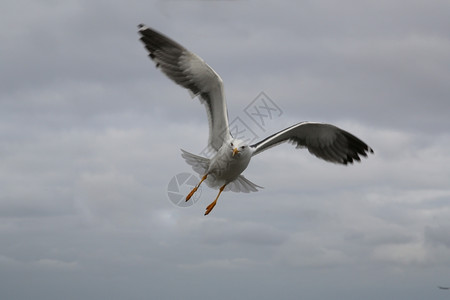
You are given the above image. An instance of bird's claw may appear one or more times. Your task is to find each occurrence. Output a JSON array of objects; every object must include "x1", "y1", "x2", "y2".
[
  {"x1": 204, "y1": 200, "x2": 217, "y2": 216},
  {"x1": 186, "y1": 187, "x2": 198, "y2": 202}
]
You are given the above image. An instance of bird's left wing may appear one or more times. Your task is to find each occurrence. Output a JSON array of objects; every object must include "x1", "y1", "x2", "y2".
[
  {"x1": 250, "y1": 122, "x2": 373, "y2": 165},
  {"x1": 138, "y1": 24, "x2": 231, "y2": 151}
]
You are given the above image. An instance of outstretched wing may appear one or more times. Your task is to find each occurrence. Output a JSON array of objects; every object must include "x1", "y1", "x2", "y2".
[
  {"x1": 138, "y1": 24, "x2": 231, "y2": 151},
  {"x1": 250, "y1": 122, "x2": 373, "y2": 165}
]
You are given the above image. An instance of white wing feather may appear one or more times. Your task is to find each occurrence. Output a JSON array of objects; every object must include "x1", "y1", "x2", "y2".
[{"x1": 138, "y1": 24, "x2": 231, "y2": 151}]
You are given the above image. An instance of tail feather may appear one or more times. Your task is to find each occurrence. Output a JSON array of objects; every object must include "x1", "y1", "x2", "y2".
[
  {"x1": 180, "y1": 149, "x2": 262, "y2": 193},
  {"x1": 226, "y1": 174, "x2": 263, "y2": 193},
  {"x1": 180, "y1": 149, "x2": 210, "y2": 175}
]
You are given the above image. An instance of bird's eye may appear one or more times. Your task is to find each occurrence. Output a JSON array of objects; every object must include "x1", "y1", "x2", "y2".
[
  {"x1": 231, "y1": 142, "x2": 234, "y2": 146},
  {"x1": 241, "y1": 146, "x2": 245, "y2": 149}
]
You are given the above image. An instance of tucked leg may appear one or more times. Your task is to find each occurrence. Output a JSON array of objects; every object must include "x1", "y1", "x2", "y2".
[
  {"x1": 186, "y1": 174, "x2": 207, "y2": 202},
  {"x1": 204, "y1": 184, "x2": 227, "y2": 216}
]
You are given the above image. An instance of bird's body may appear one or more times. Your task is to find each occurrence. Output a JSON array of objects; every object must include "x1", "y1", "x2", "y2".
[
  {"x1": 138, "y1": 24, "x2": 374, "y2": 215},
  {"x1": 208, "y1": 140, "x2": 252, "y2": 183}
]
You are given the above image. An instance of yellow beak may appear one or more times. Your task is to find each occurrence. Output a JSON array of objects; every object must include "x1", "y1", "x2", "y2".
[{"x1": 232, "y1": 148, "x2": 239, "y2": 157}]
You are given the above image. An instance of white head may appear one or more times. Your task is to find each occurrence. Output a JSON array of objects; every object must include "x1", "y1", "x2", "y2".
[{"x1": 228, "y1": 138, "x2": 252, "y2": 159}]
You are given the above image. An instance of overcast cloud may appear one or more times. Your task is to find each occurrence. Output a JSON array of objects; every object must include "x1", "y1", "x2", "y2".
[{"x1": 1, "y1": 0, "x2": 450, "y2": 299}]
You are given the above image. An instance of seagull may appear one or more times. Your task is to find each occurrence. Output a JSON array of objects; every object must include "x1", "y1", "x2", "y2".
[{"x1": 138, "y1": 24, "x2": 374, "y2": 215}]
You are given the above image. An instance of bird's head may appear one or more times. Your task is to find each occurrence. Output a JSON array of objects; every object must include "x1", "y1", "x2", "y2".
[{"x1": 228, "y1": 139, "x2": 251, "y2": 159}]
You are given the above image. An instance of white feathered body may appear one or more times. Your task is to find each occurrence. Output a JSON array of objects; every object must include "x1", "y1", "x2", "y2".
[
  {"x1": 208, "y1": 143, "x2": 251, "y2": 182},
  {"x1": 181, "y1": 145, "x2": 262, "y2": 193}
]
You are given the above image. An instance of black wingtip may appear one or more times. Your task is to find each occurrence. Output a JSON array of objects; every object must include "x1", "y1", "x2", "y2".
[{"x1": 137, "y1": 24, "x2": 148, "y2": 32}]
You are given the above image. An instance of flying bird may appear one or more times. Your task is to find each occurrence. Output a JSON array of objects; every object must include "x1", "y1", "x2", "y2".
[{"x1": 138, "y1": 24, "x2": 373, "y2": 215}]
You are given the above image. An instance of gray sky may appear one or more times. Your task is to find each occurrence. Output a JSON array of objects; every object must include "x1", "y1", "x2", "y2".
[{"x1": 1, "y1": 0, "x2": 450, "y2": 299}]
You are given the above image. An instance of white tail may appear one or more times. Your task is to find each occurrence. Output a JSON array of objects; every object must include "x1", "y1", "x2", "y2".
[{"x1": 180, "y1": 149, "x2": 262, "y2": 193}]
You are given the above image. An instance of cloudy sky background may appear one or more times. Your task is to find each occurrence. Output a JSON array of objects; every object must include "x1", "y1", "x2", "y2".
[{"x1": 1, "y1": 0, "x2": 450, "y2": 299}]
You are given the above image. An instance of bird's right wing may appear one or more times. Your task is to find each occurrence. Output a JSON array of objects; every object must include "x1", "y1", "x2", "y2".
[
  {"x1": 250, "y1": 122, "x2": 373, "y2": 165},
  {"x1": 138, "y1": 24, "x2": 231, "y2": 151}
]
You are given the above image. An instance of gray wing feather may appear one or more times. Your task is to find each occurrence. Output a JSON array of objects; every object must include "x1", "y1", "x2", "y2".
[
  {"x1": 138, "y1": 24, "x2": 231, "y2": 151},
  {"x1": 251, "y1": 122, "x2": 373, "y2": 165}
]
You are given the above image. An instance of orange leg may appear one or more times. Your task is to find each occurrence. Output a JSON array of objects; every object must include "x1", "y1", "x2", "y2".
[
  {"x1": 204, "y1": 183, "x2": 227, "y2": 216},
  {"x1": 186, "y1": 174, "x2": 207, "y2": 202}
]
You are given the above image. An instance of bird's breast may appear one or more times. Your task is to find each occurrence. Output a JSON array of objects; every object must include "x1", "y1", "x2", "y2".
[{"x1": 208, "y1": 154, "x2": 251, "y2": 181}]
